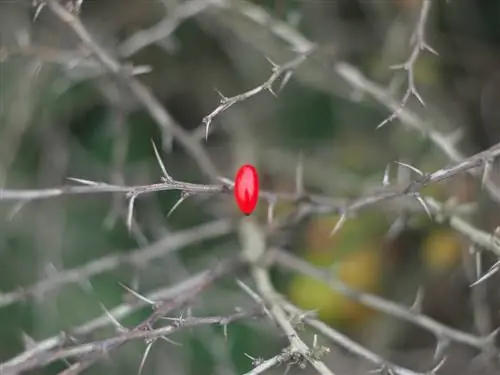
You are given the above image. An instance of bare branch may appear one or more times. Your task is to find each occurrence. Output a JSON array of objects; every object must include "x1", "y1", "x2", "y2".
[
  {"x1": 272, "y1": 249, "x2": 488, "y2": 350},
  {"x1": 378, "y1": 0, "x2": 436, "y2": 129},
  {"x1": 239, "y1": 220, "x2": 335, "y2": 375},
  {"x1": 45, "y1": 0, "x2": 222, "y2": 180},
  {"x1": 0, "y1": 220, "x2": 232, "y2": 309},
  {"x1": 1, "y1": 308, "x2": 262, "y2": 374},
  {"x1": 198, "y1": 50, "x2": 313, "y2": 140},
  {"x1": 281, "y1": 302, "x2": 423, "y2": 375}
]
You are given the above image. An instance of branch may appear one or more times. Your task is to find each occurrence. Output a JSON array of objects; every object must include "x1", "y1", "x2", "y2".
[
  {"x1": 2, "y1": 308, "x2": 264, "y2": 374},
  {"x1": 281, "y1": 302, "x2": 425, "y2": 375},
  {"x1": 119, "y1": 0, "x2": 222, "y2": 57},
  {"x1": 55, "y1": 256, "x2": 246, "y2": 375},
  {"x1": 45, "y1": 0, "x2": 221, "y2": 180},
  {"x1": 230, "y1": 0, "x2": 500, "y2": 205},
  {"x1": 239, "y1": 220, "x2": 335, "y2": 375},
  {"x1": 272, "y1": 249, "x2": 489, "y2": 350},
  {"x1": 377, "y1": 0, "x2": 437, "y2": 129},
  {"x1": 198, "y1": 50, "x2": 313, "y2": 140},
  {"x1": 0, "y1": 269, "x2": 218, "y2": 373},
  {"x1": 0, "y1": 220, "x2": 232, "y2": 309}
]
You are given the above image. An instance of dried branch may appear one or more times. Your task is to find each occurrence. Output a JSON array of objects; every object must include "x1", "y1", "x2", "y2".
[
  {"x1": 1, "y1": 308, "x2": 264, "y2": 374},
  {"x1": 45, "y1": 0, "x2": 221, "y2": 180},
  {"x1": 0, "y1": 220, "x2": 232, "y2": 309},
  {"x1": 230, "y1": 0, "x2": 500, "y2": 205},
  {"x1": 239, "y1": 220, "x2": 335, "y2": 375},
  {"x1": 0, "y1": 268, "x2": 229, "y2": 374},
  {"x1": 377, "y1": 0, "x2": 437, "y2": 129},
  {"x1": 55, "y1": 256, "x2": 246, "y2": 375},
  {"x1": 198, "y1": 50, "x2": 313, "y2": 140},
  {"x1": 272, "y1": 249, "x2": 489, "y2": 350},
  {"x1": 281, "y1": 302, "x2": 424, "y2": 375},
  {"x1": 119, "y1": 0, "x2": 223, "y2": 57},
  {"x1": 4, "y1": 142, "x2": 500, "y2": 255}
]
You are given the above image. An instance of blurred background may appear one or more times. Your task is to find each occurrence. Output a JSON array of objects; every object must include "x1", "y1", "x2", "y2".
[{"x1": 1, "y1": 0, "x2": 500, "y2": 374}]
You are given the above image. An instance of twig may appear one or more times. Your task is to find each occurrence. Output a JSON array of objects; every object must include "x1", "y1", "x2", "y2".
[
  {"x1": 239, "y1": 220, "x2": 335, "y2": 375},
  {"x1": 282, "y1": 302, "x2": 424, "y2": 375},
  {"x1": 0, "y1": 220, "x2": 232, "y2": 309},
  {"x1": 242, "y1": 350, "x2": 285, "y2": 375},
  {"x1": 45, "y1": 0, "x2": 221, "y2": 180},
  {"x1": 377, "y1": 0, "x2": 437, "y2": 129},
  {"x1": 4, "y1": 143, "x2": 500, "y2": 256},
  {"x1": 272, "y1": 249, "x2": 489, "y2": 350},
  {"x1": 1, "y1": 309, "x2": 263, "y2": 374},
  {"x1": 119, "y1": 0, "x2": 224, "y2": 57},
  {"x1": 198, "y1": 50, "x2": 313, "y2": 140},
  {"x1": 0, "y1": 268, "x2": 220, "y2": 373},
  {"x1": 230, "y1": 0, "x2": 500, "y2": 205},
  {"x1": 57, "y1": 256, "x2": 246, "y2": 375}
]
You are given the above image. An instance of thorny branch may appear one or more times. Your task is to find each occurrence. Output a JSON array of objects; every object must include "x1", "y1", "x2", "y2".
[
  {"x1": 3, "y1": 141, "x2": 500, "y2": 247},
  {"x1": 281, "y1": 302, "x2": 429, "y2": 375},
  {"x1": 44, "y1": 0, "x2": 222, "y2": 180},
  {"x1": 13, "y1": 256, "x2": 247, "y2": 375},
  {"x1": 0, "y1": 220, "x2": 232, "y2": 309},
  {"x1": 1, "y1": 308, "x2": 265, "y2": 374},
  {"x1": 0, "y1": 268, "x2": 224, "y2": 373},
  {"x1": 377, "y1": 0, "x2": 437, "y2": 129},
  {"x1": 272, "y1": 249, "x2": 491, "y2": 351},
  {"x1": 239, "y1": 220, "x2": 334, "y2": 375},
  {"x1": 3, "y1": 1, "x2": 500, "y2": 374},
  {"x1": 199, "y1": 50, "x2": 314, "y2": 140}
]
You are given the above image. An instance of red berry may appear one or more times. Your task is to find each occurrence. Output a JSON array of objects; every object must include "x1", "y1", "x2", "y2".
[{"x1": 234, "y1": 164, "x2": 259, "y2": 215}]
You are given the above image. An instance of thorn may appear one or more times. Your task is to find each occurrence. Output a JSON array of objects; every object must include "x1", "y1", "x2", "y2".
[
  {"x1": 414, "y1": 193, "x2": 432, "y2": 219},
  {"x1": 394, "y1": 161, "x2": 424, "y2": 176},
  {"x1": 295, "y1": 151, "x2": 304, "y2": 196},
  {"x1": 20, "y1": 331, "x2": 36, "y2": 350},
  {"x1": 166, "y1": 191, "x2": 189, "y2": 218},
  {"x1": 431, "y1": 357, "x2": 447, "y2": 374},
  {"x1": 267, "y1": 200, "x2": 276, "y2": 225},
  {"x1": 470, "y1": 261, "x2": 500, "y2": 287},
  {"x1": 223, "y1": 323, "x2": 228, "y2": 342},
  {"x1": 127, "y1": 193, "x2": 138, "y2": 233},
  {"x1": 412, "y1": 87, "x2": 425, "y2": 106},
  {"x1": 482, "y1": 158, "x2": 493, "y2": 188},
  {"x1": 376, "y1": 113, "x2": 397, "y2": 130},
  {"x1": 66, "y1": 177, "x2": 102, "y2": 186},
  {"x1": 7, "y1": 201, "x2": 30, "y2": 221},
  {"x1": 99, "y1": 302, "x2": 127, "y2": 332},
  {"x1": 119, "y1": 282, "x2": 156, "y2": 305},
  {"x1": 424, "y1": 42, "x2": 439, "y2": 56},
  {"x1": 279, "y1": 70, "x2": 294, "y2": 93},
  {"x1": 214, "y1": 88, "x2": 228, "y2": 104},
  {"x1": 265, "y1": 56, "x2": 279, "y2": 70},
  {"x1": 267, "y1": 85, "x2": 277, "y2": 97},
  {"x1": 138, "y1": 341, "x2": 154, "y2": 375},
  {"x1": 151, "y1": 140, "x2": 173, "y2": 182},
  {"x1": 382, "y1": 164, "x2": 391, "y2": 186},
  {"x1": 203, "y1": 117, "x2": 212, "y2": 142},
  {"x1": 410, "y1": 287, "x2": 425, "y2": 313},
  {"x1": 158, "y1": 335, "x2": 183, "y2": 346},
  {"x1": 33, "y1": 2, "x2": 45, "y2": 21},
  {"x1": 389, "y1": 62, "x2": 405, "y2": 70},
  {"x1": 330, "y1": 212, "x2": 347, "y2": 236}
]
